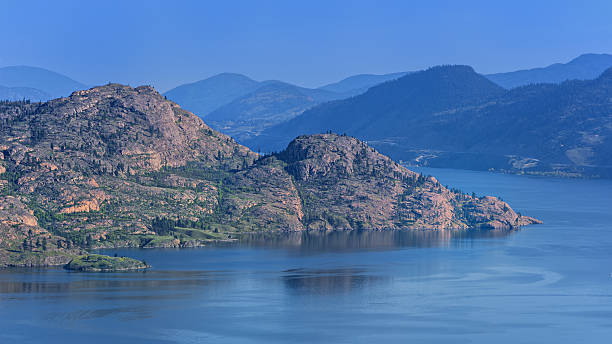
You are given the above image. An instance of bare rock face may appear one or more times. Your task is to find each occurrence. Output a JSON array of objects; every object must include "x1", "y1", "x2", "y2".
[
  {"x1": 0, "y1": 195, "x2": 82, "y2": 267},
  {"x1": 0, "y1": 85, "x2": 540, "y2": 267},
  {"x1": 12, "y1": 84, "x2": 255, "y2": 172},
  {"x1": 277, "y1": 134, "x2": 540, "y2": 230}
]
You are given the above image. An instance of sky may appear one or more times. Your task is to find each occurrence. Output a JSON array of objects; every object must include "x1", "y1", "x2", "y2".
[{"x1": 1, "y1": 0, "x2": 612, "y2": 92}]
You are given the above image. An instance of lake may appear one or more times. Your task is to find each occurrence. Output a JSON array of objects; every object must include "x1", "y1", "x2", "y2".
[{"x1": 1, "y1": 168, "x2": 611, "y2": 343}]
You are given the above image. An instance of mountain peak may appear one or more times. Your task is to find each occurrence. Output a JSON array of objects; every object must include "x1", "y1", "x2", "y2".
[
  {"x1": 363, "y1": 64, "x2": 505, "y2": 110},
  {"x1": 278, "y1": 133, "x2": 415, "y2": 182},
  {"x1": 394, "y1": 64, "x2": 498, "y2": 87},
  {"x1": 249, "y1": 64, "x2": 505, "y2": 152},
  {"x1": 15, "y1": 82, "x2": 254, "y2": 172},
  {"x1": 163, "y1": 73, "x2": 261, "y2": 117},
  {"x1": 318, "y1": 71, "x2": 409, "y2": 95},
  {"x1": 207, "y1": 72, "x2": 256, "y2": 82},
  {"x1": 569, "y1": 53, "x2": 612, "y2": 65},
  {"x1": 1, "y1": 65, "x2": 66, "y2": 74},
  {"x1": 425, "y1": 64, "x2": 477, "y2": 74},
  {"x1": 74, "y1": 82, "x2": 156, "y2": 93}
]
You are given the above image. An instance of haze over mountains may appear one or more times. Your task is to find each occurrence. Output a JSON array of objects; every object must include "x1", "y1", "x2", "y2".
[
  {"x1": 486, "y1": 53, "x2": 612, "y2": 89},
  {"x1": 250, "y1": 64, "x2": 612, "y2": 178},
  {"x1": 0, "y1": 66, "x2": 87, "y2": 101},
  {"x1": 203, "y1": 81, "x2": 340, "y2": 140},
  {"x1": 0, "y1": 85, "x2": 50, "y2": 102},
  {"x1": 2, "y1": 53, "x2": 610, "y2": 104},
  {"x1": 162, "y1": 53, "x2": 612, "y2": 147},
  {"x1": 162, "y1": 71, "x2": 407, "y2": 140},
  {"x1": 2, "y1": 53, "x2": 612, "y2": 178},
  {"x1": 318, "y1": 72, "x2": 409, "y2": 94}
]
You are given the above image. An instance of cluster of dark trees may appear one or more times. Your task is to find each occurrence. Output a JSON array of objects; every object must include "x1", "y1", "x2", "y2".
[
  {"x1": 0, "y1": 99, "x2": 31, "y2": 105},
  {"x1": 151, "y1": 216, "x2": 216, "y2": 236},
  {"x1": 21, "y1": 230, "x2": 48, "y2": 251}
]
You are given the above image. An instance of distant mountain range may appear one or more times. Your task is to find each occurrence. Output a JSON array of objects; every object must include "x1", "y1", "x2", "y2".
[
  {"x1": 485, "y1": 53, "x2": 612, "y2": 89},
  {"x1": 3, "y1": 54, "x2": 612, "y2": 178},
  {"x1": 163, "y1": 71, "x2": 407, "y2": 140},
  {"x1": 0, "y1": 66, "x2": 87, "y2": 100},
  {"x1": 162, "y1": 73, "x2": 261, "y2": 117},
  {"x1": 203, "y1": 80, "x2": 343, "y2": 140},
  {"x1": 248, "y1": 65, "x2": 612, "y2": 178},
  {"x1": 319, "y1": 72, "x2": 409, "y2": 94},
  {"x1": 163, "y1": 53, "x2": 612, "y2": 143},
  {"x1": 245, "y1": 66, "x2": 505, "y2": 151},
  {"x1": 0, "y1": 85, "x2": 51, "y2": 102}
]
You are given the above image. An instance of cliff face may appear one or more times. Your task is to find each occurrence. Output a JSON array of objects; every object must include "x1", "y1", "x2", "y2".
[{"x1": 0, "y1": 85, "x2": 539, "y2": 267}]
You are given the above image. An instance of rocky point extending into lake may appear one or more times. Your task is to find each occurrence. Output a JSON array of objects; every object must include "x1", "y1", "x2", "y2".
[{"x1": 0, "y1": 84, "x2": 540, "y2": 268}]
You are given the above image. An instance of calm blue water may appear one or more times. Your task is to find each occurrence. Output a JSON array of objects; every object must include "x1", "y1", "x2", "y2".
[{"x1": 1, "y1": 168, "x2": 611, "y2": 343}]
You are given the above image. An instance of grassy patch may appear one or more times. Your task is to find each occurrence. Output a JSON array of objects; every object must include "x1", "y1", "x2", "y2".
[
  {"x1": 65, "y1": 254, "x2": 149, "y2": 272},
  {"x1": 173, "y1": 227, "x2": 226, "y2": 240}
]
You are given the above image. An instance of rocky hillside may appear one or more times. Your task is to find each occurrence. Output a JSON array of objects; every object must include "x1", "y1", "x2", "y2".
[
  {"x1": 276, "y1": 134, "x2": 537, "y2": 230},
  {"x1": 0, "y1": 85, "x2": 539, "y2": 267},
  {"x1": 0, "y1": 195, "x2": 83, "y2": 267}
]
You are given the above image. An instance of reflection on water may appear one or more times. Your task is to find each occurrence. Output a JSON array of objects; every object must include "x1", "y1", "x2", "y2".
[
  {"x1": 1, "y1": 168, "x2": 611, "y2": 343},
  {"x1": 0, "y1": 230, "x2": 516, "y2": 298},
  {"x1": 283, "y1": 268, "x2": 384, "y2": 295},
  {"x1": 239, "y1": 228, "x2": 517, "y2": 251},
  {"x1": 44, "y1": 305, "x2": 156, "y2": 321},
  {"x1": 0, "y1": 270, "x2": 226, "y2": 295}
]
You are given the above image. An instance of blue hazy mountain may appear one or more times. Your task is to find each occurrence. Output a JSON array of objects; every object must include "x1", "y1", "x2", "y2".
[
  {"x1": 247, "y1": 65, "x2": 612, "y2": 178},
  {"x1": 0, "y1": 66, "x2": 87, "y2": 99},
  {"x1": 318, "y1": 71, "x2": 409, "y2": 95},
  {"x1": 163, "y1": 73, "x2": 261, "y2": 117},
  {"x1": 204, "y1": 80, "x2": 345, "y2": 140},
  {"x1": 164, "y1": 74, "x2": 374, "y2": 141},
  {"x1": 207, "y1": 80, "x2": 341, "y2": 122},
  {"x1": 248, "y1": 65, "x2": 505, "y2": 151},
  {"x1": 165, "y1": 71, "x2": 410, "y2": 122},
  {"x1": 485, "y1": 53, "x2": 612, "y2": 89},
  {"x1": 0, "y1": 85, "x2": 51, "y2": 102}
]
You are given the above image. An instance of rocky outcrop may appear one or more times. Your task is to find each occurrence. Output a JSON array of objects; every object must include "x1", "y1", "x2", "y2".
[
  {"x1": 59, "y1": 199, "x2": 102, "y2": 214},
  {"x1": 277, "y1": 134, "x2": 540, "y2": 230}
]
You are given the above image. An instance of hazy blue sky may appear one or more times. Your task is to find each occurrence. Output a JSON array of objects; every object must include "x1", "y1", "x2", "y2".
[{"x1": 2, "y1": 0, "x2": 611, "y2": 91}]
